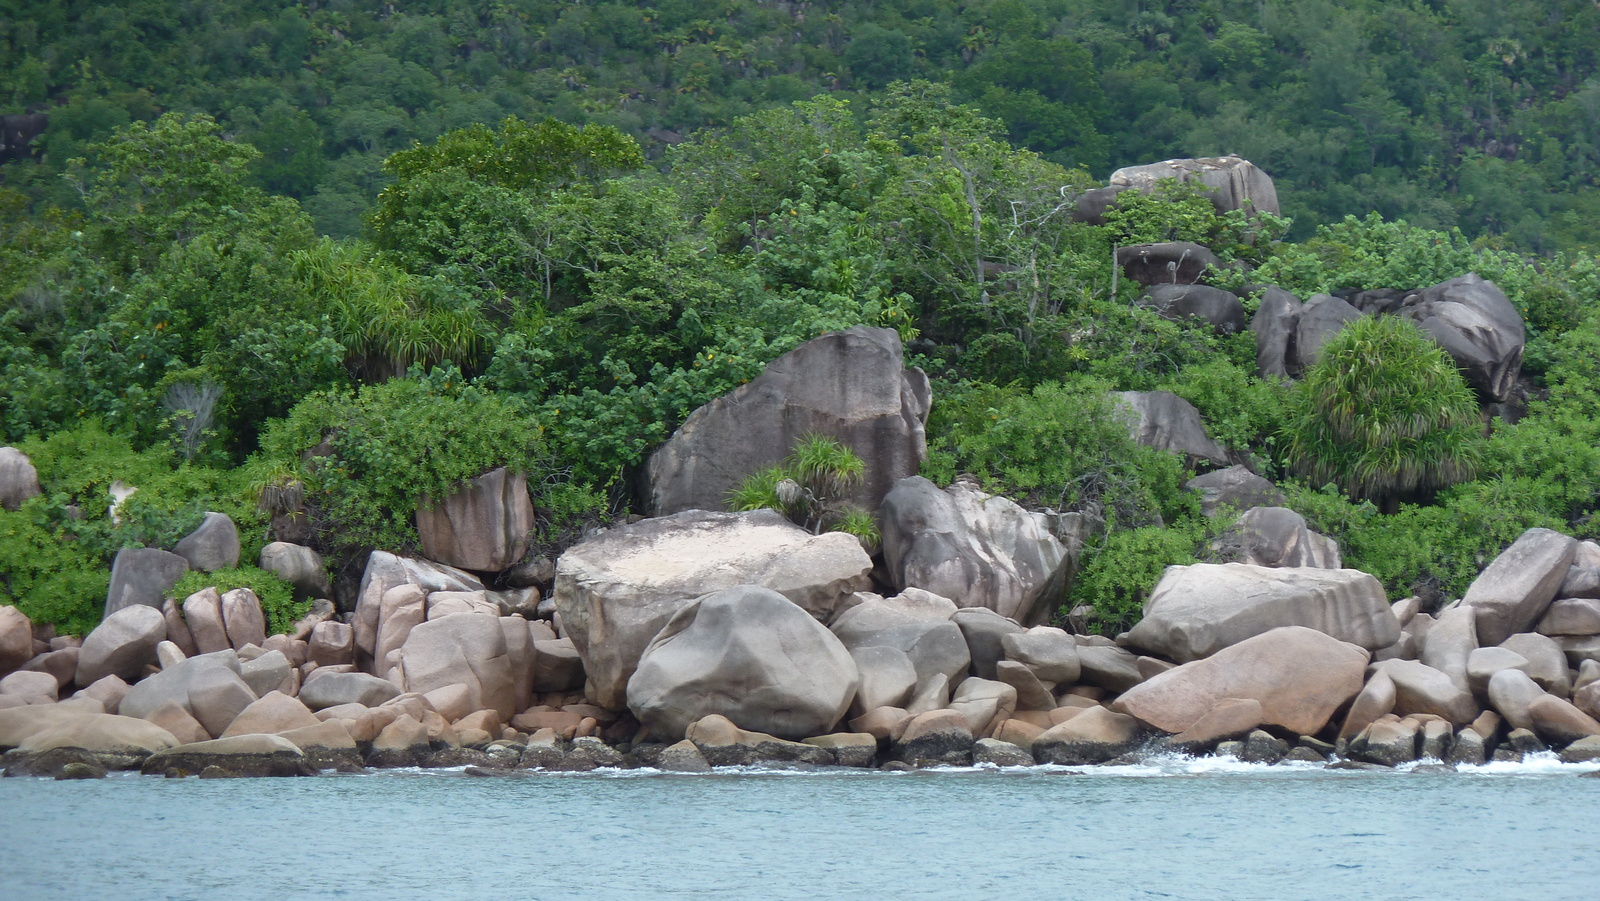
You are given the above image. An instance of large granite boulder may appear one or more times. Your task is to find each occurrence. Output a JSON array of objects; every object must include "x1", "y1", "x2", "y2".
[
  {"x1": 829, "y1": 592, "x2": 971, "y2": 691},
  {"x1": 1113, "y1": 391, "x2": 1228, "y2": 465},
  {"x1": 351, "y1": 551, "x2": 484, "y2": 671},
  {"x1": 1, "y1": 606, "x2": 35, "y2": 676},
  {"x1": 647, "y1": 326, "x2": 930, "y2": 516},
  {"x1": 1123, "y1": 563, "x2": 1399, "y2": 663},
  {"x1": 415, "y1": 466, "x2": 533, "y2": 572},
  {"x1": 1109, "y1": 156, "x2": 1280, "y2": 216},
  {"x1": 1419, "y1": 604, "x2": 1479, "y2": 695},
  {"x1": 16, "y1": 712, "x2": 180, "y2": 768},
  {"x1": 1071, "y1": 185, "x2": 1130, "y2": 224},
  {"x1": 0, "y1": 447, "x2": 42, "y2": 511},
  {"x1": 172, "y1": 512, "x2": 240, "y2": 573},
  {"x1": 298, "y1": 671, "x2": 401, "y2": 711},
  {"x1": 258, "y1": 543, "x2": 331, "y2": 601},
  {"x1": 74, "y1": 605, "x2": 167, "y2": 687},
  {"x1": 1294, "y1": 294, "x2": 1364, "y2": 372},
  {"x1": 1374, "y1": 659, "x2": 1480, "y2": 725},
  {"x1": 879, "y1": 477, "x2": 1069, "y2": 625},
  {"x1": 1137, "y1": 285, "x2": 1246, "y2": 333},
  {"x1": 1250, "y1": 287, "x2": 1301, "y2": 379},
  {"x1": 1185, "y1": 466, "x2": 1283, "y2": 518},
  {"x1": 1538, "y1": 598, "x2": 1600, "y2": 636},
  {"x1": 628, "y1": 585, "x2": 859, "y2": 742},
  {"x1": 104, "y1": 548, "x2": 190, "y2": 616},
  {"x1": 556, "y1": 510, "x2": 871, "y2": 710},
  {"x1": 1210, "y1": 507, "x2": 1340, "y2": 569},
  {"x1": 397, "y1": 613, "x2": 516, "y2": 721},
  {"x1": 1461, "y1": 528, "x2": 1577, "y2": 646},
  {"x1": 1113, "y1": 626, "x2": 1370, "y2": 735},
  {"x1": 1396, "y1": 274, "x2": 1525, "y2": 403},
  {"x1": 1032, "y1": 706, "x2": 1146, "y2": 765},
  {"x1": 119, "y1": 652, "x2": 257, "y2": 738},
  {"x1": 1115, "y1": 242, "x2": 1220, "y2": 287}
]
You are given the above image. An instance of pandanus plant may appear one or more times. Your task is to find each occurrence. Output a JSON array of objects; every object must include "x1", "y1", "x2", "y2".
[
  {"x1": 1281, "y1": 314, "x2": 1483, "y2": 513},
  {"x1": 727, "y1": 433, "x2": 880, "y2": 550}
]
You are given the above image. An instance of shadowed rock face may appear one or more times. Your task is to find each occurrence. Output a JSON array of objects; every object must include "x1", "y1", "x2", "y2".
[
  {"x1": 1397, "y1": 274, "x2": 1525, "y2": 403},
  {"x1": 1124, "y1": 563, "x2": 1398, "y2": 663},
  {"x1": 627, "y1": 585, "x2": 859, "y2": 742},
  {"x1": 555, "y1": 509, "x2": 872, "y2": 710},
  {"x1": 1113, "y1": 391, "x2": 1229, "y2": 466},
  {"x1": 878, "y1": 477, "x2": 1070, "y2": 626},
  {"x1": 1250, "y1": 287, "x2": 1302, "y2": 379},
  {"x1": 1137, "y1": 284, "x2": 1246, "y2": 333},
  {"x1": 647, "y1": 326, "x2": 929, "y2": 517},
  {"x1": 1114, "y1": 242, "x2": 1220, "y2": 286}
]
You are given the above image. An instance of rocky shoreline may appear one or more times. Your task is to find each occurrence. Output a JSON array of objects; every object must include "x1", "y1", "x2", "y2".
[{"x1": 4, "y1": 316, "x2": 1600, "y2": 782}]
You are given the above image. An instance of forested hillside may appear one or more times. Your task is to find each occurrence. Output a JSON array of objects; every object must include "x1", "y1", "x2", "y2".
[
  {"x1": 2, "y1": 2, "x2": 1598, "y2": 640},
  {"x1": 4, "y1": 0, "x2": 1600, "y2": 249}
]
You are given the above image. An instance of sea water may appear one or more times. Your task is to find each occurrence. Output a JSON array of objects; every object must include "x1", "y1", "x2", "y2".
[{"x1": 3, "y1": 755, "x2": 1599, "y2": 901}]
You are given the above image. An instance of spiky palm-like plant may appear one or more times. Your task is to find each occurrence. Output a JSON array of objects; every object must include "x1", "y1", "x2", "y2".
[
  {"x1": 1281, "y1": 314, "x2": 1483, "y2": 512},
  {"x1": 727, "y1": 434, "x2": 874, "y2": 542}
]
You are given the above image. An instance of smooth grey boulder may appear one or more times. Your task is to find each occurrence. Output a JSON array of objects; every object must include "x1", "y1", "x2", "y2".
[
  {"x1": 1124, "y1": 563, "x2": 1399, "y2": 663},
  {"x1": 1419, "y1": 605, "x2": 1479, "y2": 695},
  {"x1": 172, "y1": 512, "x2": 240, "y2": 573},
  {"x1": 104, "y1": 548, "x2": 190, "y2": 616},
  {"x1": 119, "y1": 653, "x2": 256, "y2": 739},
  {"x1": 1113, "y1": 391, "x2": 1229, "y2": 465},
  {"x1": 847, "y1": 646, "x2": 918, "y2": 717},
  {"x1": 1537, "y1": 598, "x2": 1600, "y2": 636},
  {"x1": 1076, "y1": 643, "x2": 1145, "y2": 694},
  {"x1": 1397, "y1": 274, "x2": 1525, "y2": 403},
  {"x1": 829, "y1": 595, "x2": 971, "y2": 691},
  {"x1": 1557, "y1": 566, "x2": 1600, "y2": 600},
  {"x1": 1113, "y1": 626, "x2": 1369, "y2": 735},
  {"x1": 1500, "y1": 632, "x2": 1573, "y2": 698},
  {"x1": 0, "y1": 447, "x2": 42, "y2": 511},
  {"x1": 1071, "y1": 185, "x2": 1130, "y2": 224},
  {"x1": 952, "y1": 607, "x2": 1026, "y2": 680},
  {"x1": 1210, "y1": 507, "x2": 1340, "y2": 569},
  {"x1": 1337, "y1": 670, "x2": 1397, "y2": 742},
  {"x1": 415, "y1": 466, "x2": 533, "y2": 573},
  {"x1": 1109, "y1": 156, "x2": 1279, "y2": 216},
  {"x1": 297, "y1": 671, "x2": 401, "y2": 711},
  {"x1": 1466, "y1": 647, "x2": 1531, "y2": 698},
  {"x1": 555, "y1": 509, "x2": 871, "y2": 711},
  {"x1": 647, "y1": 326, "x2": 929, "y2": 517},
  {"x1": 1375, "y1": 659, "x2": 1479, "y2": 725},
  {"x1": 1487, "y1": 668, "x2": 1546, "y2": 731},
  {"x1": 879, "y1": 477, "x2": 1069, "y2": 625},
  {"x1": 1115, "y1": 242, "x2": 1220, "y2": 286},
  {"x1": 75, "y1": 605, "x2": 167, "y2": 687},
  {"x1": 628, "y1": 586, "x2": 859, "y2": 742},
  {"x1": 398, "y1": 613, "x2": 516, "y2": 721},
  {"x1": 238, "y1": 651, "x2": 291, "y2": 699},
  {"x1": 1294, "y1": 294, "x2": 1364, "y2": 372},
  {"x1": 1001, "y1": 626, "x2": 1080, "y2": 684},
  {"x1": 258, "y1": 543, "x2": 331, "y2": 602},
  {"x1": 1461, "y1": 528, "x2": 1577, "y2": 646},
  {"x1": 1185, "y1": 466, "x2": 1284, "y2": 518},
  {"x1": 1250, "y1": 287, "x2": 1302, "y2": 378},
  {"x1": 1137, "y1": 284, "x2": 1246, "y2": 333},
  {"x1": 352, "y1": 551, "x2": 485, "y2": 670}
]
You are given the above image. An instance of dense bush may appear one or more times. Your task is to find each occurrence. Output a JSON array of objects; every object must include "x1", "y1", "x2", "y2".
[{"x1": 170, "y1": 566, "x2": 308, "y2": 638}]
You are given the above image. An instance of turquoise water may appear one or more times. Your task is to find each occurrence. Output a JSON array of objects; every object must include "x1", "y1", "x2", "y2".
[{"x1": 3, "y1": 756, "x2": 1599, "y2": 901}]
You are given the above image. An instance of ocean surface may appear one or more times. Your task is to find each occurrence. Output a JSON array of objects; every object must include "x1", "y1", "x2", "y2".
[{"x1": 3, "y1": 755, "x2": 1599, "y2": 901}]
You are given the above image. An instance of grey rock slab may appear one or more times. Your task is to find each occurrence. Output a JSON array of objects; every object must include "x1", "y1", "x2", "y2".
[
  {"x1": 951, "y1": 607, "x2": 1026, "y2": 680},
  {"x1": 104, "y1": 548, "x2": 189, "y2": 617},
  {"x1": 1500, "y1": 632, "x2": 1573, "y2": 698},
  {"x1": 1110, "y1": 156, "x2": 1279, "y2": 216},
  {"x1": 1124, "y1": 563, "x2": 1399, "y2": 663},
  {"x1": 0, "y1": 447, "x2": 42, "y2": 511},
  {"x1": 1294, "y1": 294, "x2": 1365, "y2": 372},
  {"x1": 847, "y1": 645, "x2": 917, "y2": 718},
  {"x1": 1462, "y1": 528, "x2": 1577, "y2": 646},
  {"x1": 1250, "y1": 286, "x2": 1302, "y2": 379},
  {"x1": 1211, "y1": 507, "x2": 1340, "y2": 569},
  {"x1": 1537, "y1": 598, "x2": 1600, "y2": 636},
  {"x1": 829, "y1": 598, "x2": 971, "y2": 691},
  {"x1": 1113, "y1": 391, "x2": 1228, "y2": 465},
  {"x1": 1137, "y1": 284, "x2": 1245, "y2": 333},
  {"x1": 1397, "y1": 274, "x2": 1525, "y2": 403},
  {"x1": 1186, "y1": 465, "x2": 1285, "y2": 519},
  {"x1": 1114, "y1": 242, "x2": 1221, "y2": 286},
  {"x1": 1001, "y1": 626, "x2": 1080, "y2": 684},
  {"x1": 75, "y1": 605, "x2": 167, "y2": 687},
  {"x1": 1419, "y1": 604, "x2": 1479, "y2": 695},
  {"x1": 1467, "y1": 647, "x2": 1532, "y2": 698},
  {"x1": 297, "y1": 671, "x2": 401, "y2": 711},
  {"x1": 172, "y1": 512, "x2": 240, "y2": 573},
  {"x1": 258, "y1": 543, "x2": 331, "y2": 601},
  {"x1": 415, "y1": 466, "x2": 534, "y2": 573}
]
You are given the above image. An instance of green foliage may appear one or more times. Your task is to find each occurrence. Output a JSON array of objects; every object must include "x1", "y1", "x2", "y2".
[
  {"x1": 1157, "y1": 358, "x2": 1290, "y2": 464},
  {"x1": 1280, "y1": 315, "x2": 1483, "y2": 508},
  {"x1": 171, "y1": 566, "x2": 308, "y2": 637},
  {"x1": 0, "y1": 502, "x2": 110, "y2": 637},
  {"x1": 728, "y1": 434, "x2": 872, "y2": 538},
  {"x1": 1068, "y1": 522, "x2": 1203, "y2": 636},
  {"x1": 925, "y1": 378, "x2": 1194, "y2": 529},
  {"x1": 252, "y1": 365, "x2": 547, "y2": 558}
]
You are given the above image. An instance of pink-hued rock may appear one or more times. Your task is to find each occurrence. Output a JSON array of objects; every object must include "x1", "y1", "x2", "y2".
[
  {"x1": 1487, "y1": 668, "x2": 1547, "y2": 731},
  {"x1": 373, "y1": 584, "x2": 426, "y2": 681},
  {"x1": 1462, "y1": 528, "x2": 1577, "y2": 646},
  {"x1": 1113, "y1": 626, "x2": 1369, "y2": 735},
  {"x1": 1376, "y1": 659, "x2": 1480, "y2": 725},
  {"x1": 308, "y1": 621, "x2": 354, "y2": 668},
  {"x1": 162, "y1": 598, "x2": 198, "y2": 658},
  {"x1": 75, "y1": 605, "x2": 167, "y2": 687},
  {"x1": 78, "y1": 675, "x2": 131, "y2": 714},
  {"x1": 1338, "y1": 671, "x2": 1398, "y2": 742},
  {"x1": 351, "y1": 552, "x2": 484, "y2": 671},
  {"x1": 1528, "y1": 694, "x2": 1600, "y2": 747},
  {"x1": 1167, "y1": 698, "x2": 1265, "y2": 753},
  {"x1": 220, "y1": 588, "x2": 267, "y2": 650},
  {"x1": 0, "y1": 670, "x2": 59, "y2": 704},
  {"x1": 398, "y1": 613, "x2": 517, "y2": 722},
  {"x1": 220, "y1": 691, "x2": 321, "y2": 737},
  {"x1": 415, "y1": 467, "x2": 534, "y2": 573},
  {"x1": 183, "y1": 588, "x2": 231, "y2": 655},
  {"x1": 142, "y1": 701, "x2": 211, "y2": 745},
  {"x1": 0, "y1": 605, "x2": 32, "y2": 676}
]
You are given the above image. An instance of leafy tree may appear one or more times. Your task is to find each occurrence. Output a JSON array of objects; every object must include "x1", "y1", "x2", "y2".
[{"x1": 1280, "y1": 314, "x2": 1483, "y2": 511}]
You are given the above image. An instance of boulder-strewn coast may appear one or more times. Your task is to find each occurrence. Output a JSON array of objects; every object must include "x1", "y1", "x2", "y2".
[{"x1": 5, "y1": 303, "x2": 1599, "y2": 780}]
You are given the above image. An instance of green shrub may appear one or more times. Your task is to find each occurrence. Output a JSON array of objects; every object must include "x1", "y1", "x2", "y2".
[
  {"x1": 251, "y1": 365, "x2": 548, "y2": 558},
  {"x1": 1067, "y1": 522, "x2": 1203, "y2": 635},
  {"x1": 0, "y1": 503, "x2": 110, "y2": 637},
  {"x1": 728, "y1": 434, "x2": 874, "y2": 539},
  {"x1": 1280, "y1": 315, "x2": 1482, "y2": 510}
]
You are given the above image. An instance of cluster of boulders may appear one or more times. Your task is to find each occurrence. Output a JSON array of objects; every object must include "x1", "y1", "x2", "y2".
[{"x1": 2, "y1": 306, "x2": 1595, "y2": 779}]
